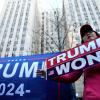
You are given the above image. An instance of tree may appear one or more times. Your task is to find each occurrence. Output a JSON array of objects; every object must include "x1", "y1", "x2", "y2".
[
  {"x1": 39, "y1": 0, "x2": 79, "y2": 53},
  {"x1": 32, "y1": 0, "x2": 80, "y2": 54}
]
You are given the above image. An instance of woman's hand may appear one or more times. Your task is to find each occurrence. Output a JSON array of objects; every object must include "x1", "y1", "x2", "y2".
[{"x1": 37, "y1": 69, "x2": 46, "y2": 78}]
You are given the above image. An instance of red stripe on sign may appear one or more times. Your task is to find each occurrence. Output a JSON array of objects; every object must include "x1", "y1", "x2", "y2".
[{"x1": 47, "y1": 37, "x2": 100, "y2": 69}]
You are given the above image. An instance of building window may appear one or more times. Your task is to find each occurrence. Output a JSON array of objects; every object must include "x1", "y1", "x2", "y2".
[
  {"x1": 14, "y1": 41, "x2": 18, "y2": 45},
  {"x1": 13, "y1": 47, "x2": 17, "y2": 51},
  {"x1": 0, "y1": 47, "x2": 3, "y2": 52},
  {"x1": 20, "y1": 47, "x2": 24, "y2": 50},
  {"x1": 6, "y1": 47, "x2": 10, "y2": 51},
  {"x1": 21, "y1": 39, "x2": 25, "y2": 44}
]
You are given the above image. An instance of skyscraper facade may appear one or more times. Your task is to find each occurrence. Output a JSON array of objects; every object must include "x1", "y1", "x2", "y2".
[
  {"x1": 0, "y1": 0, "x2": 38, "y2": 57},
  {"x1": 67, "y1": 0, "x2": 100, "y2": 32}
]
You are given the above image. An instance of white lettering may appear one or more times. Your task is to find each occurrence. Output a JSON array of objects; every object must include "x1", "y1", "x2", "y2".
[
  {"x1": 87, "y1": 51, "x2": 100, "y2": 65},
  {"x1": 80, "y1": 41, "x2": 96, "y2": 54},
  {"x1": 67, "y1": 47, "x2": 79, "y2": 58},
  {"x1": 96, "y1": 38, "x2": 100, "y2": 48},
  {"x1": 41, "y1": 61, "x2": 45, "y2": 70},
  {"x1": 19, "y1": 62, "x2": 38, "y2": 78},
  {"x1": 0, "y1": 64, "x2": 3, "y2": 69},
  {"x1": 3, "y1": 63, "x2": 19, "y2": 78},
  {"x1": 71, "y1": 58, "x2": 86, "y2": 70},
  {"x1": 48, "y1": 57, "x2": 56, "y2": 66},
  {"x1": 57, "y1": 53, "x2": 66, "y2": 63},
  {"x1": 56, "y1": 62, "x2": 70, "y2": 75}
]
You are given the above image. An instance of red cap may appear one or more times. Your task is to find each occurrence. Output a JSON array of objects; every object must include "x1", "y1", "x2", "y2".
[{"x1": 80, "y1": 24, "x2": 93, "y2": 37}]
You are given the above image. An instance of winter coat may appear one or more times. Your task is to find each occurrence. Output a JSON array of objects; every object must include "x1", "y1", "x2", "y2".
[{"x1": 54, "y1": 64, "x2": 100, "y2": 100}]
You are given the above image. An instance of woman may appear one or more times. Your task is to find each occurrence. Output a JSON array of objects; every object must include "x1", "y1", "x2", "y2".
[
  {"x1": 37, "y1": 24, "x2": 100, "y2": 100},
  {"x1": 54, "y1": 24, "x2": 100, "y2": 100}
]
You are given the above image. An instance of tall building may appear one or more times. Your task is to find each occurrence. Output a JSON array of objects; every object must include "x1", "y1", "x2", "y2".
[
  {"x1": 66, "y1": 0, "x2": 100, "y2": 32},
  {"x1": 40, "y1": 10, "x2": 63, "y2": 53},
  {"x1": 0, "y1": 0, "x2": 39, "y2": 57}
]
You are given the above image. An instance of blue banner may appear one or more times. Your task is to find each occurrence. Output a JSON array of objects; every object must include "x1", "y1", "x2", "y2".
[{"x1": 0, "y1": 53, "x2": 76, "y2": 100}]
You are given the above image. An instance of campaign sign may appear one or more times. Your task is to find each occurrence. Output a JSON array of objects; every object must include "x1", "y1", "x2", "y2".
[
  {"x1": 47, "y1": 37, "x2": 100, "y2": 79},
  {"x1": 0, "y1": 53, "x2": 59, "y2": 100}
]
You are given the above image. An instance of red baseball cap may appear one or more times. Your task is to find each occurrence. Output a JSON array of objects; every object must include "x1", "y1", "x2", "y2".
[{"x1": 80, "y1": 24, "x2": 93, "y2": 37}]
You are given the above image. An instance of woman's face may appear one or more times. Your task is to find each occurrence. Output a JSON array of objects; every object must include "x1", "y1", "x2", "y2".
[{"x1": 82, "y1": 31, "x2": 98, "y2": 42}]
